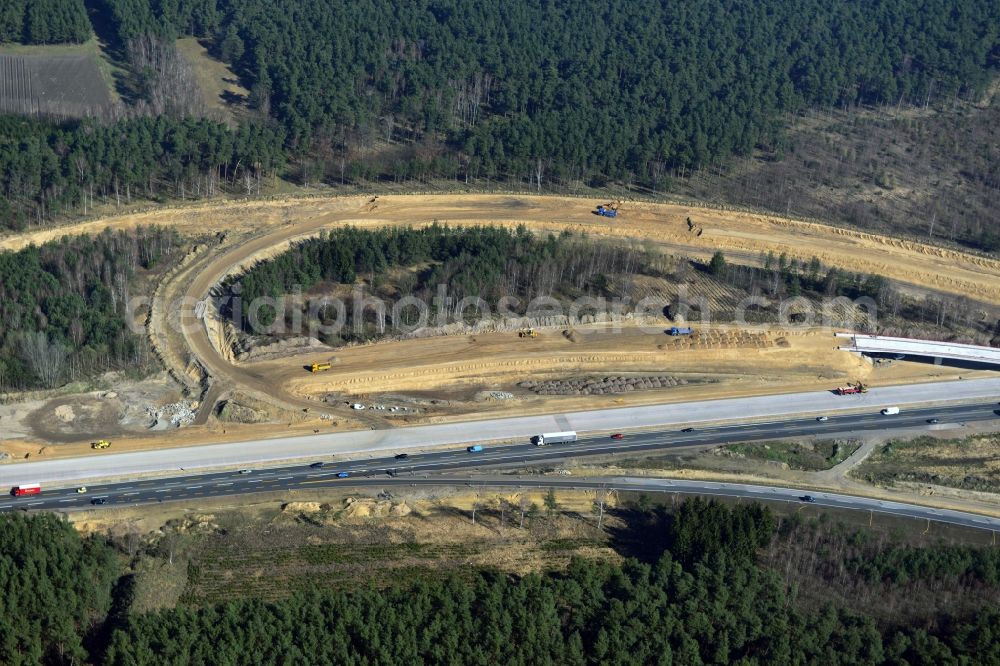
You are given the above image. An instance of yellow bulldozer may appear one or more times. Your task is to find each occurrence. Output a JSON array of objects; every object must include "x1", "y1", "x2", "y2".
[{"x1": 518, "y1": 328, "x2": 538, "y2": 338}]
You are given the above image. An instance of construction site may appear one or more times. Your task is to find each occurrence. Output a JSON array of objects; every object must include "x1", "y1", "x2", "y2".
[{"x1": 1, "y1": 193, "x2": 998, "y2": 468}]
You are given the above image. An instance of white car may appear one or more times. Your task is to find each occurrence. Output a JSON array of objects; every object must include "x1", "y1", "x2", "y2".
[{"x1": 351, "y1": 403, "x2": 365, "y2": 410}]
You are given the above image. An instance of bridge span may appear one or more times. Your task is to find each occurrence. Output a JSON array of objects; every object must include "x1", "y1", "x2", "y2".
[{"x1": 836, "y1": 333, "x2": 1000, "y2": 367}]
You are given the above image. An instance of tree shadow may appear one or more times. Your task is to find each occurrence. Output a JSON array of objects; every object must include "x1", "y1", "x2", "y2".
[
  {"x1": 604, "y1": 507, "x2": 672, "y2": 563},
  {"x1": 82, "y1": 0, "x2": 139, "y2": 104},
  {"x1": 221, "y1": 90, "x2": 247, "y2": 106}
]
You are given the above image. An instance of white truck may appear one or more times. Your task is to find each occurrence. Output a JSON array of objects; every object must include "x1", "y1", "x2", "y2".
[{"x1": 532, "y1": 431, "x2": 578, "y2": 446}]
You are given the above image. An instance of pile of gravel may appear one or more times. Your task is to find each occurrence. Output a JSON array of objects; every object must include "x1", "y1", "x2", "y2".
[{"x1": 147, "y1": 401, "x2": 197, "y2": 428}]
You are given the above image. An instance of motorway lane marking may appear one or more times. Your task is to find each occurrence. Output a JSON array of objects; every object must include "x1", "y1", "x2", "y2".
[
  {"x1": 123, "y1": 492, "x2": 138, "y2": 496},
  {"x1": 186, "y1": 486, "x2": 203, "y2": 490},
  {"x1": 58, "y1": 499, "x2": 75, "y2": 503},
  {"x1": 215, "y1": 482, "x2": 233, "y2": 487},
  {"x1": 155, "y1": 489, "x2": 169, "y2": 493}
]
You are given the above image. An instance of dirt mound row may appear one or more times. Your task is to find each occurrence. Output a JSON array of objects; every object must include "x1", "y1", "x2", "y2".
[
  {"x1": 520, "y1": 375, "x2": 690, "y2": 396},
  {"x1": 294, "y1": 353, "x2": 674, "y2": 394},
  {"x1": 659, "y1": 331, "x2": 775, "y2": 351}
]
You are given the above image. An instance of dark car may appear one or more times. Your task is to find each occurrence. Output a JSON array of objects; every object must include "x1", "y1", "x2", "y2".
[
  {"x1": 681, "y1": 427, "x2": 694, "y2": 433},
  {"x1": 926, "y1": 418, "x2": 940, "y2": 424},
  {"x1": 611, "y1": 433, "x2": 624, "y2": 440},
  {"x1": 91, "y1": 497, "x2": 108, "y2": 505},
  {"x1": 336, "y1": 472, "x2": 350, "y2": 478},
  {"x1": 800, "y1": 495, "x2": 816, "y2": 503},
  {"x1": 394, "y1": 453, "x2": 409, "y2": 460},
  {"x1": 309, "y1": 462, "x2": 325, "y2": 469}
]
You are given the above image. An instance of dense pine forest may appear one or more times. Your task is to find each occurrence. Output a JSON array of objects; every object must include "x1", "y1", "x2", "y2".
[
  {"x1": 0, "y1": 227, "x2": 179, "y2": 391},
  {"x1": 4, "y1": 500, "x2": 1000, "y2": 665},
  {"x1": 224, "y1": 225, "x2": 663, "y2": 341},
  {"x1": 0, "y1": 0, "x2": 91, "y2": 45},
  {"x1": 1, "y1": 0, "x2": 998, "y2": 234},
  {"x1": 0, "y1": 513, "x2": 120, "y2": 666},
  {"x1": 0, "y1": 114, "x2": 284, "y2": 229}
]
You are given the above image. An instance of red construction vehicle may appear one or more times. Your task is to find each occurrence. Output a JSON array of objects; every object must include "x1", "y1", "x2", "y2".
[{"x1": 835, "y1": 383, "x2": 868, "y2": 395}]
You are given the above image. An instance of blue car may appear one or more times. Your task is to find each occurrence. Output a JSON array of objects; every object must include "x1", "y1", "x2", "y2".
[
  {"x1": 336, "y1": 471, "x2": 350, "y2": 478},
  {"x1": 467, "y1": 445, "x2": 484, "y2": 453}
]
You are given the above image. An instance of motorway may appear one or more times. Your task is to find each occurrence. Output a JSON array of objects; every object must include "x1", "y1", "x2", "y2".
[
  {"x1": 3, "y1": 401, "x2": 999, "y2": 526},
  {"x1": 5, "y1": 377, "x2": 1000, "y2": 486}
]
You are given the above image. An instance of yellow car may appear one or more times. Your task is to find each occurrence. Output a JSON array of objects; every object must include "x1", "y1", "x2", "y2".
[
  {"x1": 91, "y1": 440, "x2": 111, "y2": 449},
  {"x1": 76, "y1": 487, "x2": 87, "y2": 493}
]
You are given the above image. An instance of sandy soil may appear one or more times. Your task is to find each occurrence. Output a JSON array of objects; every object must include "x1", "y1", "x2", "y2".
[
  {"x1": 5, "y1": 193, "x2": 999, "y2": 304},
  {"x1": 269, "y1": 323, "x2": 990, "y2": 419}
]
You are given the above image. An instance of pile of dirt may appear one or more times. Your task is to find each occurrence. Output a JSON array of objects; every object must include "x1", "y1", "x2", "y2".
[
  {"x1": 406, "y1": 312, "x2": 629, "y2": 340},
  {"x1": 237, "y1": 337, "x2": 332, "y2": 362},
  {"x1": 342, "y1": 498, "x2": 372, "y2": 518},
  {"x1": 389, "y1": 502, "x2": 412, "y2": 517},
  {"x1": 658, "y1": 330, "x2": 774, "y2": 351},
  {"x1": 474, "y1": 390, "x2": 514, "y2": 401},
  {"x1": 160, "y1": 513, "x2": 222, "y2": 534},
  {"x1": 217, "y1": 400, "x2": 269, "y2": 424},
  {"x1": 341, "y1": 497, "x2": 412, "y2": 519},
  {"x1": 281, "y1": 502, "x2": 324, "y2": 513},
  {"x1": 519, "y1": 375, "x2": 689, "y2": 396}
]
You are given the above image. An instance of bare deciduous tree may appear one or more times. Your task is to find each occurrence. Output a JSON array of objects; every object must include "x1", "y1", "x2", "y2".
[
  {"x1": 18, "y1": 332, "x2": 66, "y2": 388},
  {"x1": 126, "y1": 35, "x2": 206, "y2": 118}
]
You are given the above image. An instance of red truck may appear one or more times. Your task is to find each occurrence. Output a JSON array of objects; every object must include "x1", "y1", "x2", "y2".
[
  {"x1": 11, "y1": 484, "x2": 41, "y2": 497},
  {"x1": 835, "y1": 383, "x2": 868, "y2": 395}
]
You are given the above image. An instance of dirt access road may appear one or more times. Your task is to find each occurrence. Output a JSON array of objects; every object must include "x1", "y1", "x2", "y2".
[
  {"x1": 166, "y1": 194, "x2": 1000, "y2": 422},
  {"x1": 6, "y1": 193, "x2": 1000, "y2": 304}
]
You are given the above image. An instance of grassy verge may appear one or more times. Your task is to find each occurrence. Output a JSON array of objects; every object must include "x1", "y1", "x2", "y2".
[
  {"x1": 852, "y1": 433, "x2": 1000, "y2": 493},
  {"x1": 123, "y1": 496, "x2": 616, "y2": 606},
  {"x1": 721, "y1": 439, "x2": 860, "y2": 471},
  {"x1": 617, "y1": 438, "x2": 860, "y2": 473}
]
